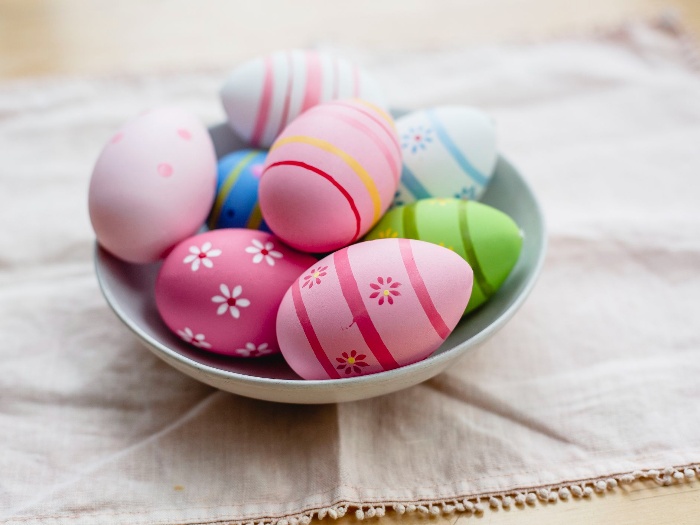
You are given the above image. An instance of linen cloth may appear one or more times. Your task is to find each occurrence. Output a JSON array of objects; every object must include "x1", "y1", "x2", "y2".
[{"x1": 1, "y1": 20, "x2": 700, "y2": 525}]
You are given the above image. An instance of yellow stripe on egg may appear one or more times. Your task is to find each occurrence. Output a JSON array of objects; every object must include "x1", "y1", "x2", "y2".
[
  {"x1": 208, "y1": 150, "x2": 259, "y2": 229},
  {"x1": 271, "y1": 135, "x2": 382, "y2": 223},
  {"x1": 353, "y1": 99, "x2": 396, "y2": 130}
]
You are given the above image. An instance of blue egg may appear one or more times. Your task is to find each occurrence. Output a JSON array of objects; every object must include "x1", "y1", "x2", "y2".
[{"x1": 208, "y1": 149, "x2": 270, "y2": 231}]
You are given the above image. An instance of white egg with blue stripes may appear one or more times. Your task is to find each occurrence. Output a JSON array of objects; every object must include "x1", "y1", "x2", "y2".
[{"x1": 393, "y1": 106, "x2": 497, "y2": 207}]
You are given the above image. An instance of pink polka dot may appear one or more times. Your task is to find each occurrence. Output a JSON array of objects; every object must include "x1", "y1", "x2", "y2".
[
  {"x1": 111, "y1": 132, "x2": 123, "y2": 144},
  {"x1": 177, "y1": 129, "x2": 192, "y2": 140},
  {"x1": 157, "y1": 163, "x2": 173, "y2": 177}
]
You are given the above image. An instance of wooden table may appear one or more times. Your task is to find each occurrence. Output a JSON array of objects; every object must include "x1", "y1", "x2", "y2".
[{"x1": 2, "y1": 1, "x2": 698, "y2": 523}]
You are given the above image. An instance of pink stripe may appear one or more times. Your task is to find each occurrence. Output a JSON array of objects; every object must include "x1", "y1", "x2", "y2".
[
  {"x1": 292, "y1": 279, "x2": 340, "y2": 379},
  {"x1": 250, "y1": 56, "x2": 274, "y2": 147},
  {"x1": 328, "y1": 107, "x2": 400, "y2": 184},
  {"x1": 352, "y1": 64, "x2": 360, "y2": 97},
  {"x1": 334, "y1": 100, "x2": 401, "y2": 168},
  {"x1": 334, "y1": 249, "x2": 400, "y2": 371},
  {"x1": 275, "y1": 51, "x2": 294, "y2": 138},
  {"x1": 399, "y1": 239, "x2": 451, "y2": 340},
  {"x1": 300, "y1": 52, "x2": 323, "y2": 113}
]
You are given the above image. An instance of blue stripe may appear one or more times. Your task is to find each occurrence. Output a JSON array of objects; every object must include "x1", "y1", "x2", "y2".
[
  {"x1": 426, "y1": 109, "x2": 488, "y2": 187},
  {"x1": 400, "y1": 165, "x2": 431, "y2": 200}
]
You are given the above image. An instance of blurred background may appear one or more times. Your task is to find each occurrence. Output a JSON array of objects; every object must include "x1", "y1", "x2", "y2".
[{"x1": 1, "y1": 0, "x2": 698, "y2": 79}]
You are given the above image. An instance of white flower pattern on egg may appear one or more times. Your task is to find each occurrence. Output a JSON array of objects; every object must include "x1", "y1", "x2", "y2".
[
  {"x1": 212, "y1": 284, "x2": 251, "y2": 319},
  {"x1": 235, "y1": 342, "x2": 273, "y2": 357},
  {"x1": 183, "y1": 241, "x2": 222, "y2": 271},
  {"x1": 176, "y1": 327, "x2": 212, "y2": 349},
  {"x1": 245, "y1": 239, "x2": 283, "y2": 266}
]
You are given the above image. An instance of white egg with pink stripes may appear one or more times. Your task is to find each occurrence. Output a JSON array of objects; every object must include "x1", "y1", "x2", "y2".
[
  {"x1": 276, "y1": 238, "x2": 473, "y2": 380},
  {"x1": 220, "y1": 49, "x2": 387, "y2": 148}
]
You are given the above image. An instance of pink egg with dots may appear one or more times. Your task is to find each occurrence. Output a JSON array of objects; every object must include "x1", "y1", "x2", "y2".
[
  {"x1": 89, "y1": 107, "x2": 216, "y2": 264},
  {"x1": 276, "y1": 238, "x2": 474, "y2": 379},
  {"x1": 156, "y1": 229, "x2": 316, "y2": 357},
  {"x1": 259, "y1": 99, "x2": 401, "y2": 253}
]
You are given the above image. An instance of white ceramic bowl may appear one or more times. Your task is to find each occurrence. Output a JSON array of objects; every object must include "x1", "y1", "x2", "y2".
[{"x1": 94, "y1": 122, "x2": 546, "y2": 404}]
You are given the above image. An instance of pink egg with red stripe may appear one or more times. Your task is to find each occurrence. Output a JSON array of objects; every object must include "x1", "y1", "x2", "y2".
[
  {"x1": 220, "y1": 49, "x2": 387, "y2": 148},
  {"x1": 89, "y1": 107, "x2": 217, "y2": 264},
  {"x1": 276, "y1": 238, "x2": 473, "y2": 379},
  {"x1": 156, "y1": 229, "x2": 316, "y2": 357},
  {"x1": 260, "y1": 99, "x2": 401, "y2": 253}
]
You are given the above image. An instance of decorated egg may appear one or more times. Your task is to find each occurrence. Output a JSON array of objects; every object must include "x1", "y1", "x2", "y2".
[
  {"x1": 364, "y1": 199, "x2": 522, "y2": 313},
  {"x1": 155, "y1": 229, "x2": 316, "y2": 357},
  {"x1": 276, "y1": 238, "x2": 473, "y2": 379},
  {"x1": 221, "y1": 49, "x2": 387, "y2": 148},
  {"x1": 393, "y1": 106, "x2": 497, "y2": 207},
  {"x1": 260, "y1": 99, "x2": 401, "y2": 253},
  {"x1": 207, "y1": 149, "x2": 270, "y2": 231},
  {"x1": 89, "y1": 107, "x2": 217, "y2": 264}
]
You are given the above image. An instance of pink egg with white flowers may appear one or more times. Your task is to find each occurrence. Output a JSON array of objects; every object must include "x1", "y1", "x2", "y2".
[
  {"x1": 259, "y1": 99, "x2": 401, "y2": 253},
  {"x1": 276, "y1": 238, "x2": 474, "y2": 379},
  {"x1": 89, "y1": 107, "x2": 217, "y2": 264},
  {"x1": 156, "y1": 229, "x2": 317, "y2": 357}
]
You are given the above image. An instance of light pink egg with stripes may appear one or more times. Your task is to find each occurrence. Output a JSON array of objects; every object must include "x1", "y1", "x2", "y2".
[
  {"x1": 89, "y1": 107, "x2": 217, "y2": 264},
  {"x1": 276, "y1": 238, "x2": 474, "y2": 380},
  {"x1": 259, "y1": 99, "x2": 401, "y2": 253},
  {"x1": 156, "y1": 229, "x2": 316, "y2": 357},
  {"x1": 220, "y1": 49, "x2": 387, "y2": 148}
]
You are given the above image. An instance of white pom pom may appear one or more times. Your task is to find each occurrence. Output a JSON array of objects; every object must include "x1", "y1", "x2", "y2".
[
  {"x1": 355, "y1": 509, "x2": 364, "y2": 520},
  {"x1": 558, "y1": 488, "x2": 570, "y2": 500},
  {"x1": 375, "y1": 507, "x2": 385, "y2": 517},
  {"x1": 685, "y1": 469, "x2": 696, "y2": 479},
  {"x1": 489, "y1": 497, "x2": 501, "y2": 509},
  {"x1": 583, "y1": 486, "x2": 593, "y2": 497},
  {"x1": 571, "y1": 486, "x2": 583, "y2": 497},
  {"x1": 394, "y1": 504, "x2": 406, "y2": 514},
  {"x1": 474, "y1": 502, "x2": 485, "y2": 514},
  {"x1": 525, "y1": 493, "x2": 537, "y2": 505},
  {"x1": 514, "y1": 494, "x2": 526, "y2": 505},
  {"x1": 502, "y1": 496, "x2": 513, "y2": 508}
]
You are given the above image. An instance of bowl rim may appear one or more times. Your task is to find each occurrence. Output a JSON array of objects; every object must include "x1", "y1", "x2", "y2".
[{"x1": 94, "y1": 154, "x2": 547, "y2": 391}]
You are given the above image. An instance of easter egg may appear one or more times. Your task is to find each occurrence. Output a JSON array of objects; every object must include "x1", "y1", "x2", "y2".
[
  {"x1": 221, "y1": 49, "x2": 387, "y2": 148},
  {"x1": 89, "y1": 107, "x2": 217, "y2": 264},
  {"x1": 207, "y1": 149, "x2": 270, "y2": 231},
  {"x1": 364, "y1": 199, "x2": 522, "y2": 313},
  {"x1": 393, "y1": 106, "x2": 497, "y2": 207},
  {"x1": 276, "y1": 238, "x2": 473, "y2": 379},
  {"x1": 155, "y1": 229, "x2": 316, "y2": 357},
  {"x1": 260, "y1": 99, "x2": 401, "y2": 253}
]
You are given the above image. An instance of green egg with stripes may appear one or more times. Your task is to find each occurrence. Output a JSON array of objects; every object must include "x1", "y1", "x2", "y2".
[
  {"x1": 208, "y1": 149, "x2": 270, "y2": 231},
  {"x1": 364, "y1": 199, "x2": 522, "y2": 314}
]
